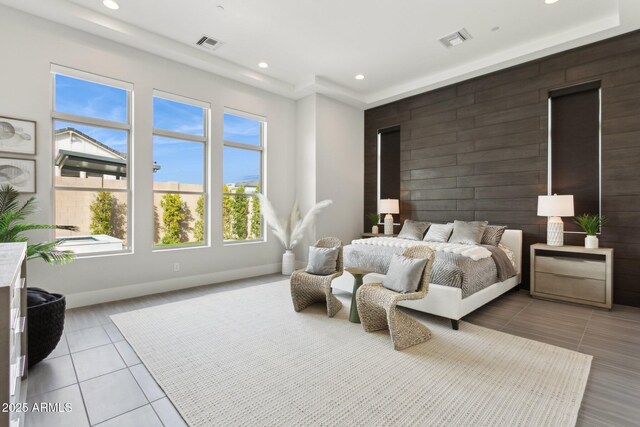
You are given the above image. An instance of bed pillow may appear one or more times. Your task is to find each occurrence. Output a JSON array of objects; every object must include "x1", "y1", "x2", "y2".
[
  {"x1": 481, "y1": 225, "x2": 507, "y2": 246},
  {"x1": 448, "y1": 220, "x2": 488, "y2": 245},
  {"x1": 423, "y1": 223, "x2": 453, "y2": 243},
  {"x1": 397, "y1": 220, "x2": 431, "y2": 241},
  {"x1": 305, "y1": 246, "x2": 339, "y2": 275},
  {"x1": 382, "y1": 254, "x2": 428, "y2": 294}
]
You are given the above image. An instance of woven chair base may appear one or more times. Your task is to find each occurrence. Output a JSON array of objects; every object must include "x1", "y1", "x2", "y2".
[
  {"x1": 358, "y1": 297, "x2": 432, "y2": 350},
  {"x1": 291, "y1": 281, "x2": 343, "y2": 317}
]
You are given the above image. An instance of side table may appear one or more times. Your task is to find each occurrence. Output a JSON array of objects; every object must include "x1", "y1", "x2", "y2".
[{"x1": 345, "y1": 267, "x2": 372, "y2": 323}]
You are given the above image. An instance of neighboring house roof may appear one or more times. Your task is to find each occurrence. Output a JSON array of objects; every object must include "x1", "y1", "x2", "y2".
[
  {"x1": 55, "y1": 127, "x2": 126, "y2": 159},
  {"x1": 55, "y1": 127, "x2": 161, "y2": 175}
]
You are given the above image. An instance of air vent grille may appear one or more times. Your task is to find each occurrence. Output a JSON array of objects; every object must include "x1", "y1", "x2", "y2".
[
  {"x1": 196, "y1": 35, "x2": 222, "y2": 51},
  {"x1": 439, "y1": 28, "x2": 472, "y2": 48}
]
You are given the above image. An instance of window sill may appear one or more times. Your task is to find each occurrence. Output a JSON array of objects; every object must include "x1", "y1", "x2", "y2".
[
  {"x1": 152, "y1": 243, "x2": 209, "y2": 252},
  {"x1": 223, "y1": 239, "x2": 266, "y2": 247},
  {"x1": 72, "y1": 249, "x2": 133, "y2": 259}
]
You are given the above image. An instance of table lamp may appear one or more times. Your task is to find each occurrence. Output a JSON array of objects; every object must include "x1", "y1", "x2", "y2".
[
  {"x1": 379, "y1": 199, "x2": 399, "y2": 235},
  {"x1": 537, "y1": 194, "x2": 574, "y2": 246}
]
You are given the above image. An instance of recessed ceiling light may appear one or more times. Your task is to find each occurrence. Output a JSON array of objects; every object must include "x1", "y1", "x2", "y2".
[
  {"x1": 545, "y1": 0, "x2": 559, "y2": 4},
  {"x1": 355, "y1": 74, "x2": 365, "y2": 80},
  {"x1": 102, "y1": 0, "x2": 119, "y2": 10},
  {"x1": 258, "y1": 62, "x2": 269, "y2": 69}
]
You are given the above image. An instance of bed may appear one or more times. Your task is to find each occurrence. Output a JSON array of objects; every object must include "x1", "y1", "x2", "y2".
[{"x1": 331, "y1": 229, "x2": 523, "y2": 329}]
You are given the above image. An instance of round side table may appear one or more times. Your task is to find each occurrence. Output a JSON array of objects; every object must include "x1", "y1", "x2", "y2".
[{"x1": 345, "y1": 267, "x2": 372, "y2": 323}]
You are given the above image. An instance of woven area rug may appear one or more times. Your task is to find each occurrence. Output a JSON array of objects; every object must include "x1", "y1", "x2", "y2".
[{"x1": 111, "y1": 280, "x2": 592, "y2": 427}]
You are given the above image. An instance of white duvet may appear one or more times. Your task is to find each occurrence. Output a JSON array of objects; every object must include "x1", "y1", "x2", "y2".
[{"x1": 350, "y1": 237, "x2": 492, "y2": 261}]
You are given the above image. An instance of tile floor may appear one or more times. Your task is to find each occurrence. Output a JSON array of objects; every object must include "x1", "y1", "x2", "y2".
[{"x1": 25, "y1": 274, "x2": 640, "y2": 426}]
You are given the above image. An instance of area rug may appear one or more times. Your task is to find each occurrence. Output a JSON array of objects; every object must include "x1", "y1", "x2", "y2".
[{"x1": 111, "y1": 280, "x2": 592, "y2": 426}]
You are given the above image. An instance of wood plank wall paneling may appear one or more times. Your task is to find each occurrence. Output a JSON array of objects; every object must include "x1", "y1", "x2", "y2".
[{"x1": 364, "y1": 30, "x2": 640, "y2": 307}]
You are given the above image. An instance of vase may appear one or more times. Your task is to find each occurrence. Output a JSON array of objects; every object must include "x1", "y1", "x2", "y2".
[
  {"x1": 585, "y1": 235, "x2": 599, "y2": 249},
  {"x1": 282, "y1": 250, "x2": 295, "y2": 275},
  {"x1": 371, "y1": 225, "x2": 379, "y2": 234}
]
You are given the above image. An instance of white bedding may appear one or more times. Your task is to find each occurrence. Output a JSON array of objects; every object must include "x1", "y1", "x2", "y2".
[{"x1": 350, "y1": 237, "x2": 492, "y2": 261}]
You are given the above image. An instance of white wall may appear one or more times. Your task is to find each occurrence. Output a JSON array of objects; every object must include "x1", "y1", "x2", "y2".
[
  {"x1": 294, "y1": 94, "x2": 364, "y2": 262},
  {"x1": 294, "y1": 94, "x2": 317, "y2": 261},
  {"x1": 0, "y1": 6, "x2": 296, "y2": 307},
  {"x1": 315, "y1": 95, "x2": 364, "y2": 246}
]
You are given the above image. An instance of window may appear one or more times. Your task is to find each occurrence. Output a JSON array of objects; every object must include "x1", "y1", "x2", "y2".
[
  {"x1": 223, "y1": 111, "x2": 265, "y2": 242},
  {"x1": 52, "y1": 67, "x2": 132, "y2": 254},
  {"x1": 549, "y1": 82, "x2": 601, "y2": 232},
  {"x1": 153, "y1": 93, "x2": 208, "y2": 248}
]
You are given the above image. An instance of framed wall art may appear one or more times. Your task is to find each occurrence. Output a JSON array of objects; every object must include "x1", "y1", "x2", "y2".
[
  {"x1": 0, "y1": 158, "x2": 36, "y2": 193},
  {"x1": 0, "y1": 116, "x2": 36, "y2": 155}
]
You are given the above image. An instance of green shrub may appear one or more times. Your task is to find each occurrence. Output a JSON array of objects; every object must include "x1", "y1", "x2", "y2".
[
  {"x1": 90, "y1": 191, "x2": 114, "y2": 235},
  {"x1": 222, "y1": 185, "x2": 233, "y2": 240},
  {"x1": 194, "y1": 195, "x2": 205, "y2": 242},
  {"x1": 250, "y1": 186, "x2": 261, "y2": 239},
  {"x1": 160, "y1": 193, "x2": 185, "y2": 245},
  {"x1": 232, "y1": 186, "x2": 248, "y2": 239}
]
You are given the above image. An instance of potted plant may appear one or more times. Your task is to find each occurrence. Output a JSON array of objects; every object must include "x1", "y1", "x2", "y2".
[
  {"x1": 574, "y1": 213, "x2": 606, "y2": 249},
  {"x1": 257, "y1": 195, "x2": 332, "y2": 275},
  {"x1": 367, "y1": 212, "x2": 380, "y2": 234},
  {"x1": 0, "y1": 184, "x2": 78, "y2": 366}
]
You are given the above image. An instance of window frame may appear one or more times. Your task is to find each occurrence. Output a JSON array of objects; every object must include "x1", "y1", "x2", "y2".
[
  {"x1": 51, "y1": 65, "x2": 133, "y2": 257},
  {"x1": 152, "y1": 90, "x2": 210, "y2": 250},
  {"x1": 223, "y1": 109, "x2": 266, "y2": 245}
]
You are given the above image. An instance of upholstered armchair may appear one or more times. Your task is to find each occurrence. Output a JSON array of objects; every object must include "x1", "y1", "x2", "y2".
[
  {"x1": 290, "y1": 237, "x2": 343, "y2": 317},
  {"x1": 356, "y1": 246, "x2": 435, "y2": 350}
]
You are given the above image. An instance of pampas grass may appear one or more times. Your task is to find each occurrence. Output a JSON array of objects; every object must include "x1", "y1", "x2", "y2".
[{"x1": 257, "y1": 195, "x2": 332, "y2": 250}]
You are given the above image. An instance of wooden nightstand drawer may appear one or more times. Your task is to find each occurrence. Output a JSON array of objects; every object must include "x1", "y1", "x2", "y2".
[
  {"x1": 530, "y1": 244, "x2": 613, "y2": 309},
  {"x1": 535, "y1": 255, "x2": 605, "y2": 280},
  {"x1": 535, "y1": 272, "x2": 606, "y2": 303}
]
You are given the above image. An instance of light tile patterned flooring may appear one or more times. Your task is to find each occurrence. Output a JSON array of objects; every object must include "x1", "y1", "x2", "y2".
[{"x1": 26, "y1": 274, "x2": 640, "y2": 426}]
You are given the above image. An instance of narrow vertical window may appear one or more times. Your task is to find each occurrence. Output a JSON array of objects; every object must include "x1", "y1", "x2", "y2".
[
  {"x1": 152, "y1": 93, "x2": 208, "y2": 248},
  {"x1": 223, "y1": 111, "x2": 265, "y2": 242},
  {"x1": 52, "y1": 68, "x2": 132, "y2": 254},
  {"x1": 549, "y1": 82, "x2": 601, "y2": 232}
]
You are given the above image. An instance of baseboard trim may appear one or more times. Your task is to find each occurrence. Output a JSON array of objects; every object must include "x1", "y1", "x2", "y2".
[{"x1": 65, "y1": 262, "x2": 283, "y2": 309}]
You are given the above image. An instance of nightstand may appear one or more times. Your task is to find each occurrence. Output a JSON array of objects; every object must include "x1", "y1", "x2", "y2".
[
  {"x1": 361, "y1": 233, "x2": 397, "y2": 238},
  {"x1": 530, "y1": 243, "x2": 613, "y2": 309}
]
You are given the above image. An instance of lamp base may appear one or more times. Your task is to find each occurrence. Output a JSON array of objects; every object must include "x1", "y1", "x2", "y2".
[
  {"x1": 547, "y1": 216, "x2": 564, "y2": 246},
  {"x1": 384, "y1": 213, "x2": 394, "y2": 235}
]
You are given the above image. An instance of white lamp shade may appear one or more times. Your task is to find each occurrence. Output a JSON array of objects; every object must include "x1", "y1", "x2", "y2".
[
  {"x1": 379, "y1": 199, "x2": 399, "y2": 214},
  {"x1": 537, "y1": 195, "x2": 574, "y2": 217}
]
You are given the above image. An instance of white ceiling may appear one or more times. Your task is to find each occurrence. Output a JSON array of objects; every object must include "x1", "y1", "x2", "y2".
[{"x1": 3, "y1": 0, "x2": 640, "y2": 108}]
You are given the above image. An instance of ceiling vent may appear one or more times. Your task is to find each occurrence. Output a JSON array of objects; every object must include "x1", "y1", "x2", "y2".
[
  {"x1": 439, "y1": 28, "x2": 473, "y2": 48},
  {"x1": 196, "y1": 35, "x2": 222, "y2": 51}
]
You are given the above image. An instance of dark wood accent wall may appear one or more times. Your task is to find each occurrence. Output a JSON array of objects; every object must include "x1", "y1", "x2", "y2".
[{"x1": 364, "y1": 30, "x2": 640, "y2": 307}]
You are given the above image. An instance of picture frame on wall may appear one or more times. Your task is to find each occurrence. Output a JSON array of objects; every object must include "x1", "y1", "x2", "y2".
[
  {"x1": 0, "y1": 116, "x2": 36, "y2": 155},
  {"x1": 0, "y1": 158, "x2": 36, "y2": 193}
]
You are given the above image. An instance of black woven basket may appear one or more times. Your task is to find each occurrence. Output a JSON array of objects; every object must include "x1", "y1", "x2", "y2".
[{"x1": 27, "y1": 291, "x2": 66, "y2": 368}]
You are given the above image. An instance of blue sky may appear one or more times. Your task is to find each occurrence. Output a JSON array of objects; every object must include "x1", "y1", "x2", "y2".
[{"x1": 55, "y1": 74, "x2": 261, "y2": 185}]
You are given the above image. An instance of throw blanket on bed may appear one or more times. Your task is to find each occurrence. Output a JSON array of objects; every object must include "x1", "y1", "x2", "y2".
[
  {"x1": 343, "y1": 239, "x2": 516, "y2": 298},
  {"x1": 350, "y1": 237, "x2": 492, "y2": 261}
]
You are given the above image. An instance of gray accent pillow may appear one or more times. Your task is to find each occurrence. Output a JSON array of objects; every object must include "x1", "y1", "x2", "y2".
[
  {"x1": 305, "y1": 246, "x2": 339, "y2": 275},
  {"x1": 382, "y1": 254, "x2": 428, "y2": 294},
  {"x1": 448, "y1": 220, "x2": 489, "y2": 245},
  {"x1": 481, "y1": 225, "x2": 507, "y2": 246},
  {"x1": 397, "y1": 220, "x2": 431, "y2": 241},
  {"x1": 423, "y1": 223, "x2": 453, "y2": 242}
]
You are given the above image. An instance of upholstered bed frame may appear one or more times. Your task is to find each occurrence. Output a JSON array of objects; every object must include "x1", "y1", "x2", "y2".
[{"x1": 331, "y1": 229, "x2": 523, "y2": 329}]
